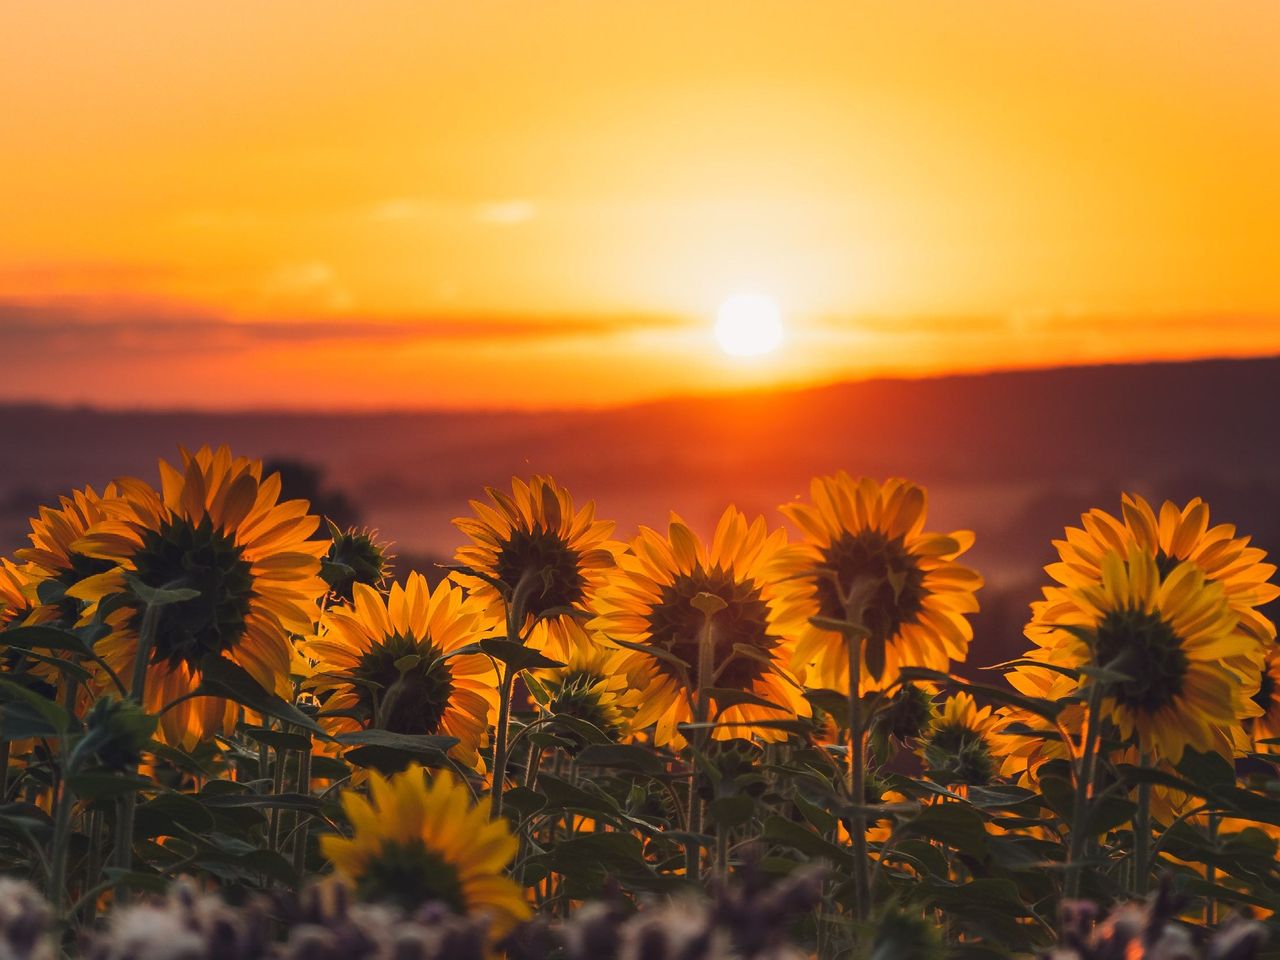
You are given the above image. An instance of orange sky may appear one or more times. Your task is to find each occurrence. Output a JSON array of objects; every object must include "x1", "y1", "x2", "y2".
[{"x1": 2, "y1": 1, "x2": 1279, "y2": 409}]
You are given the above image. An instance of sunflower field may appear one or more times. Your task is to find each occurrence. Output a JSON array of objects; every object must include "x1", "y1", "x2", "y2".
[{"x1": 1, "y1": 446, "x2": 1278, "y2": 959}]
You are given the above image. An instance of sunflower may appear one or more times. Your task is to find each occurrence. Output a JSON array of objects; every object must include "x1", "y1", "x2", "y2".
[
  {"x1": 920, "y1": 692, "x2": 1000, "y2": 787},
  {"x1": 590, "y1": 506, "x2": 810, "y2": 750},
  {"x1": 452, "y1": 476, "x2": 622, "y2": 661},
  {"x1": 16, "y1": 485, "x2": 121, "y2": 624},
  {"x1": 321, "y1": 523, "x2": 394, "y2": 603},
  {"x1": 321, "y1": 764, "x2": 530, "y2": 935},
  {"x1": 0, "y1": 559, "x2": 35, "y2": 628},
  {"x1": 777, "y1": 474, "x2": 983, "y2": 695},
  {"x1": 68, "y1": 446, "x2": 328, "y2": 748},
  {"x1": 994, "y1": 666, "x2": 1076, "y2": 785},
  {"x1": 304, "y1": 574, "x2": 499, "y2": 771},
  {"x1": 528, "y1": 643, "x2": 634, "y2": 751},
  {"x1": 1047, "y1": 494, "x2": 1279, "y2": 645},
  {"x1": 1026, "y1": 546, "x2": 1260, "y2": 765},
  {"x1": 1248, "y1": 644, "x2": 1280, "y2": 754}
]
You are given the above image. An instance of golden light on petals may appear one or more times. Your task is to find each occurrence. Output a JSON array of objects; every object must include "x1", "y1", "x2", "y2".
[
  {"x1": 320, "y1": 765, "x2": 530, "y2": 936},
  {"x1": 590, "y1": 505, "x2": 810, "y2": 750},
  {"x1": 452, "y1": 475, "x2": 623, "y2": 660},
  {"x1": 776, "y1": 474, "x2": 982, "y2": 695},
  {"x1": 1023, "y1": 546, "x2": 1261, "y2": 765},
  {"x1": 304, "y1": 574, "x2": 500, "y2": 772},
  {"x1": 68, "y1": 446, "x2": 328, "y2": 748}
]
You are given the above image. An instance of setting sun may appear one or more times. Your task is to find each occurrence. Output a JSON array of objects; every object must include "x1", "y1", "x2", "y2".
[{"x1": 714, "y1": 293, "x2": 785, "y2": 358}]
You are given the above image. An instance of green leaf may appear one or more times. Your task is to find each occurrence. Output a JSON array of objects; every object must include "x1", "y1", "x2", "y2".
[
  {"x1": 1175, "y1": 749, "x2": 1236, "y2": 791},
  {"x1": 479, "y1": 638, "x2": 564, "y2": 671},
  {"x1": 124, "y1": 573, "x2": 201, "y2": 607},
  {"x1": 501, "y1": 786, "x2": 548, "y2": 820},
  {"x1": 706, "y1": 795, "x2": 755, "y2": 829},
  {"x1": 898, "y1": 803, "x2": 990, "y2": 857},
  {"x1": 134, "y1": 792, "x2": 216, "y2": 838},
  {"x1": 67, "y1": 771, "x2": 153, "y2": 801},
  {"x1": 537, "y1": 774, "x2": 622, "y2": 819},
  {"x1": 1082, "y1": 796, "x2": 1136, "y2": 835},
  {"x1": 193, "y1": 655, "x2": 323, "y2": 734},
  {"x1": 335, "y1": 730, "x2": 458, "y2": 772},
  {"x1": 762, "y1": 815, "x2": 853, "y2": 865},
  {"x1": 0, "y1": 677, "x2": 73, "y2": 735},
  {"x1": 574, "y1": 744, "x2": 670, "y2": 776},
  {"x1": 1037, "y1": 774, "x2": 1075, "y2": 824},
  {"x1": 199, "y1": 792, "x2": 321, "y2": 812},
  {"x1": 0, "y1": 625, "x2": 93, "y2": 655},
  {"x1": 807, "y1": 616, "x2": 869, "y2": 638}
]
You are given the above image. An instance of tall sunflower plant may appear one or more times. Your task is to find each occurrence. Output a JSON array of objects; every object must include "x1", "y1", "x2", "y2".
[{"x1": 4, "y1": 461, "x2": 1280, "y2": 959}]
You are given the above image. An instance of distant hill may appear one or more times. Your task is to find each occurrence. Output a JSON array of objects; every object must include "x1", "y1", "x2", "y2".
[{"x1": 3, "y1": 355, "x2": 1278, "y2": 669}]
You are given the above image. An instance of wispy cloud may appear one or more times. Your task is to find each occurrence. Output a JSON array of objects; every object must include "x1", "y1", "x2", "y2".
[
  {"x1": 474, "y1": 200, "x2": 537, "y2": 225},
  {"x1": 0, "y1": 297, "x2": 683, "y2": 357}
]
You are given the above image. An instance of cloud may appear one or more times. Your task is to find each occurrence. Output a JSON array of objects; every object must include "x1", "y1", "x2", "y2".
[
  {"x1": 474, "y1": 200, "x2": 537, "y2": 225},
  {"x1": 0, "y1": 297, "x2": 683, "y2": 357}
]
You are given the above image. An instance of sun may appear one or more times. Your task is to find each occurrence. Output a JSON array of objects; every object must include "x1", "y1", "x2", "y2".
[{"x1": 714, "y1": 293, "x2": 784, "y2": 357}]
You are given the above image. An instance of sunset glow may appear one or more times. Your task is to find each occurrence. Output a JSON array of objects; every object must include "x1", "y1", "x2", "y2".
[{"x1": 2, "y1": 1, "x2": 1279, "y2": 409}]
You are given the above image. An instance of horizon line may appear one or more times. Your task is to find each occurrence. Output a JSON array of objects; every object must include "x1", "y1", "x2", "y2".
[{"x1": 1, "y1": 351, "x2": 1275, "y2": 420}]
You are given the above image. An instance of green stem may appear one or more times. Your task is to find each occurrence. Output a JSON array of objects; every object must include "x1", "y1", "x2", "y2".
[
  {"x1": 0, "y1": 740, "x2": 9, "y2": 802},
  {"x1": 267, "y1": 745, "x2": 288, "y2": 853},
  {"x1": 847, "y1": 631, "x2": 870, "y2": 923},
  {"x1": 1065, "y1": 678, "x2": 1105, "y2": 900},
  {"x1": 79, "y1": 809, "x2": 103, "y2": 926},
  {"x1": 685, "y1": 612, "x2": 716, "y2": 882},
  {"x1": 292, "y1": 742, "x2": 312, "y2": 880},
  {"x1": 49, "y1": 773, "x2": 74, "y2": 920},
  {"x1": 1205, "y1": 812, "x2": 1218, "y2": 924},
  {"x1": 114, "y1": 600, "x2": 160, "y2": 874},
  {"x1": 489, "y1": 662, "x2": 517, "y2": 819},
  {"x1": 1133, "y1": 750, "x2": 1152, "y2": 895}
]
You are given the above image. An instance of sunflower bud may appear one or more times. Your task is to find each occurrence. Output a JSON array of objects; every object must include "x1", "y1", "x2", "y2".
[
  {"x1": 322, "y1": 525, "x2": 393, "y2": 603},
  {"x1": 81, "y1": 697, "x2": 157, "y2": 772}
]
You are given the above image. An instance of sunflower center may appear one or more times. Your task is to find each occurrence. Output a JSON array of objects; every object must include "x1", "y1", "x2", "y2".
[
  {"x1": 352, "y1": 633, "x2": 454, "y2": 735},
  {"x1": 359, "y1": 840, "x2": 466, "y2": 913},
  {"x1": 1093, "y1": 608, "x2": 1189, "y2": 713},
  {"x1": 925, "y1": 723, "x2": 995, "y2": 786},
  {"x1": 1253, "y1": 668, "x2": 1277, "y2": 713},
  {"x1": 646, "y1": 566, "x2": 777, "y2": 690},
  {"x1": 815, "y1": 531, "x2": 926, "y2": 641},
  {"x1": 132, "y1": 517, "x2": 254, "y2": 672},
  {"x1": 495, "y1": 527, "x2": 586, "y2": 618}
]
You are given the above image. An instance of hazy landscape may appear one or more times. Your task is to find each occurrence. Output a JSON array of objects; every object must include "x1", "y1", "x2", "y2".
[{"x1": 5, "y1": 354, "x2": 1277, "y2": 671}]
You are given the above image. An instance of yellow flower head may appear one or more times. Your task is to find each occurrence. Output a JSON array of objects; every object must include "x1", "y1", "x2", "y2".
[
  {"x1": 920, "y1": 692, "x2": 1000, "y2": 787},
  {"x1": 321, "y1": 765, "x2": 530, "y2": 936},
  {"x1": 1048, "y1": 494, "x2": 1279, "y2": 644},
  {"x1": 590, "y1": 506, "x2": 811, "y2": 749},
  {"x1": 0, "y1": 559, "x2": 35, "y2": 628},
  {"x1": 305, "y1": 574, "x2": 500, "y2": 771},
  {"x1": 69, "y1": 446, "x2": 328, "y2": 748},
  {"x1": 1249, "y1": 644, "x2": 1280, "y2": 755},
  {"x1": 16, "y1": 484, "x2": 121, "y2": 622},
  {"x1": 777, "y1": 474, "x2": 982, "y2": 695},
  {"x1": 994, "y1": 667, "x2": 1075, "y2": 785},
  {"x1": 1026, "y1": 546, "x2": 1261, "y2": 765},
  {"x1": 452, "y1": 476, "x2": 623, "y2": 660},
  {"x1": 529, "y1": 643, "x2": 635, "y2": 749}
]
